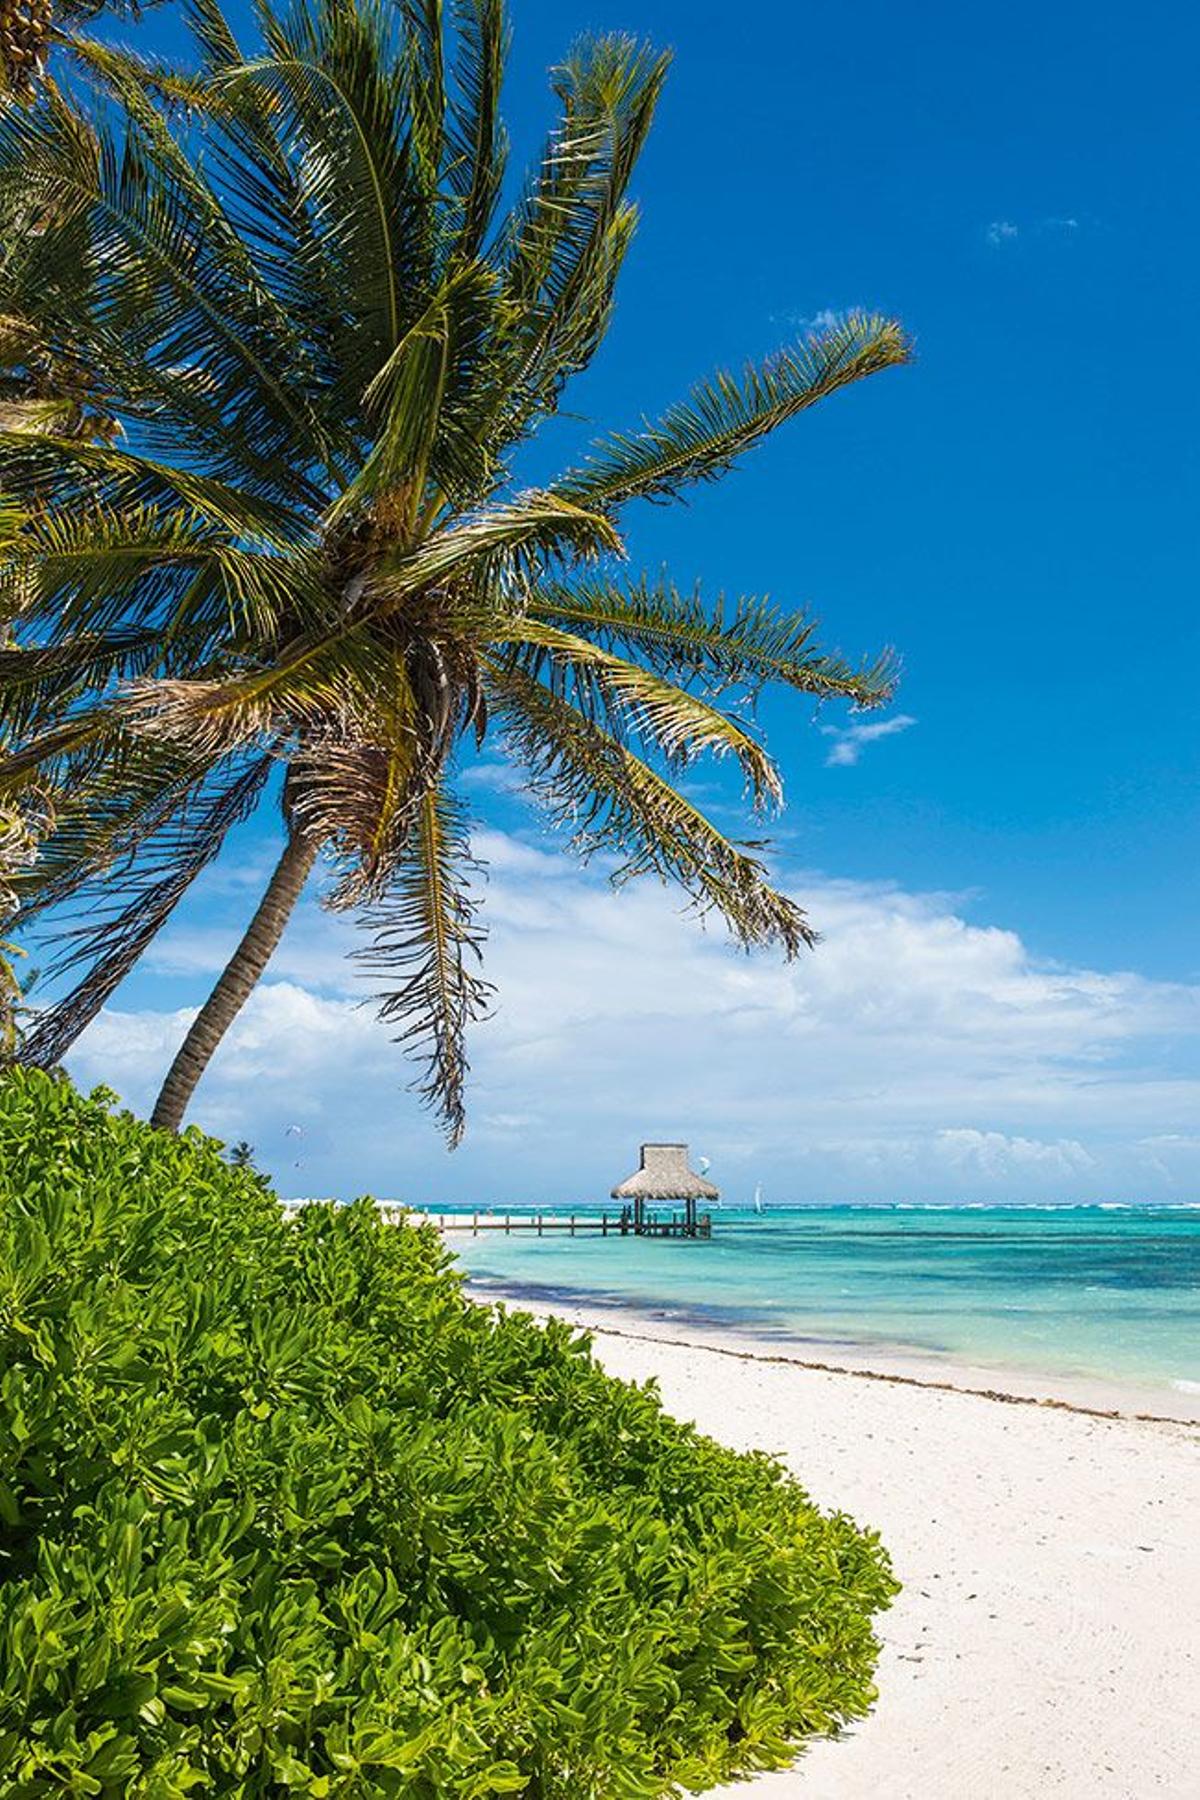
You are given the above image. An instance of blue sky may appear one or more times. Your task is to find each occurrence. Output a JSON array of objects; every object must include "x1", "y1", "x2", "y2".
[{"x1": 67, "y1": 0, "x2": 1200, "y2": 1201}]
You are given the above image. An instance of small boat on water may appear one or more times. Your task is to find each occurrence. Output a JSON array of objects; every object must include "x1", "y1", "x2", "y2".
[{"x1": 752, "y1": 1182, "x2": 765, "y2": 1215}]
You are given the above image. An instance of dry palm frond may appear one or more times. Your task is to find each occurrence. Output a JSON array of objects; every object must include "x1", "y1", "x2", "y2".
[{"x1": 352, "y1": 784, "x2": 492, "y2": 1144}]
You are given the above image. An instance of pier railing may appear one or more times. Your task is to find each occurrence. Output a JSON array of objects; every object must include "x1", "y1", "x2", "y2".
[
  {"x1": 421, "y1": 1209, "x2": 712, "y2": 1239},
  {"x1": 281, "y1": 1200, "x2": 713, "y2": 1240}
]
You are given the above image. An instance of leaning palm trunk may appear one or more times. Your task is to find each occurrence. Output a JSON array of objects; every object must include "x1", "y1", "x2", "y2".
[{"x1": 150, "y1": 824, "x2": 317, "y2": 1132}]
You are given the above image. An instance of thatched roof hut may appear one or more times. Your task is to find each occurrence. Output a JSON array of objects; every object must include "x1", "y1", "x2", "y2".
[{"x1": 611, "y1": 1143, "x2": 720, "y2": 1204}]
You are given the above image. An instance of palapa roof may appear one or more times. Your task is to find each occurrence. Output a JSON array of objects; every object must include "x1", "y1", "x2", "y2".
[{"x1": 611, "y1": 1143, "x2": 719, "y2": 1202}]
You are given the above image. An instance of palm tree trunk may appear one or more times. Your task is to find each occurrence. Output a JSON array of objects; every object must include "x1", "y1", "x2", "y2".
[{"x1": 150, "y1": 824, "x2": 318, "y2": 1133}]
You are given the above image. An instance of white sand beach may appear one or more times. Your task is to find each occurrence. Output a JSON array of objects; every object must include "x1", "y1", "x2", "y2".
[{"x1": 514, "y1": 1302, "x2": 1200, "y2": 1800}]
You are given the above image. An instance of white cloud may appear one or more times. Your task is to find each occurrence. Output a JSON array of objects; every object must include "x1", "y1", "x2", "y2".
[
  {"x1": 821, "y1": 712, "x2": 917, "y2": 767},
  {"x1": 798, "y1": 307, "x2": 848, "y2": 331},
  {"x1": 934, "y1": 1129, "x2": 1094, "y2": 1180},
  {"x1": 769, "y1": 305, "x2": 859, "y2": 333},
  {"x1": 64, "y1": 829, "x2": 1200, "y2": 1207},
  {"x1": 460, "y1": 761, "x2": 525, "y2": 797},
  {"x1": 986, "y1": 216, "x2": 1085, "y2": 248}
]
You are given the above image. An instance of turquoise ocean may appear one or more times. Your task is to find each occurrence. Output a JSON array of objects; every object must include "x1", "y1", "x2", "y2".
[{"x1": 447, "y1": 1205, "x2": 1200, "y2": 1397}]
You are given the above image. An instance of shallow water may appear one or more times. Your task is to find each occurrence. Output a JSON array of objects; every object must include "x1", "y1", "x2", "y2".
[{"x1": 445, "y1": 1204, "x2": 1200, "y2": 1394}]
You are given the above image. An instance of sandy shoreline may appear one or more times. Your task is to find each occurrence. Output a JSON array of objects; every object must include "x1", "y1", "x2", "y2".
[
  {"x1": 484, "y1": 1291, "x2": 1200, "y2": 1799},
  {"x1": 471, "y1": 1283, "x2": 1200, "y2": 1426}
]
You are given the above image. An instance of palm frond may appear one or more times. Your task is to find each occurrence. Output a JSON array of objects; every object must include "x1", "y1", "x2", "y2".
[
  {"x1": 401, "y1": 0, "x2": 446, "y2": 197},
  {"x1": 0, "y1": 433, "x2": 306, "y2": 543},
  {"x1": 184, "y1": 0, "x2": 244, "y2": 71},
  {"x1": 1, "y1": 502, "x2": 313, "y2": 650},
  {"x1": 72, "y1": 34, "x2": 337, "y2": 467},
  {"x1": 117, "y1": 668, "x2": 325, "y2": 762},
  {"x1": 444, "y1": 0, "x2": 507, "y2": 257},
  {"x1": 291, "y1": 736, "x2": 421, "y2": 901},
  {"x1": 0, "y1": 83, "x2": 334, "y2": 508},
  {"x1": 371, "y1": 488, "x2": 623, "y2": 598},
  {"x1": 11, "y1": 734, "x2": 216, "y2": 919},
  {"x1": 0, "y1": 634, "x2": 172, "y2": 742},
  {"x1": 56, "y1": 0, "x2": 174, "y2": 29},
  {"x1": 0, "y1": 703, "x2": 135, "y2": 795},
  {"x1": 112, "y1": 589, "x2": 425, "y2": 765},
  {"x1": 331, "y1": 259, "x2": 503, "y2": 527},
  {"x1": 351, "y1": 782, "x2": 491, "y2": 1144},
  {"x1": 485, "y1": 658, "x2": 814, "y2": 954},
  {"x1": 0, "y1": 394, "x2": 75, "y2": 435},
  {"x1": 557, "y1": 313, "x2": 912, "y2": 510},
  {"x1": 284, "y1": 641, "x2": 442, "y2": 897},
  {"x1": 64, "y1": 35, "x2": 213, "y2": 113},
  {"x1": 18, "y1": 753, "x2": 270, "y2": 1067},
  {"x1": 220, "y1": 0, "x2": 440, "y2": 385},
  {"x1": 172, "y1": 0, "x2": 359, "y2": 411},
  {"x1": 491, "y1": 618, "x2": 783, "y2": 806},
  {"x1": 492, "y1": 35, "x2": 668, "y2": 429},
  {"x1": 529, "y1": 574, "x2": 897, "y2": 708}
]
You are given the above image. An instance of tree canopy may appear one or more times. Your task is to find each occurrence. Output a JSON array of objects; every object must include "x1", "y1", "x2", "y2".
[{"x1": 0, "y1": 0, "x2": 910, "y2": 1136}]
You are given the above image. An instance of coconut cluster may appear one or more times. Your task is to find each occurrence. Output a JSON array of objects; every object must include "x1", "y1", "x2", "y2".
[{"x1": 1, "y1": 0, "x2": 52, "y2": 95}]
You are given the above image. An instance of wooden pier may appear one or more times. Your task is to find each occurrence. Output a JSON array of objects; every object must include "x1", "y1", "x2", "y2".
[
  {"x1": 284, "y1": 1200, "x2": 711, "y2": 1239},
  {"x1": 405, "y1": 1207, "x2": 713, "y2": 1240},
  {"x1": 289, "y1": 1144, "x2": 719, "y2": 1243}
]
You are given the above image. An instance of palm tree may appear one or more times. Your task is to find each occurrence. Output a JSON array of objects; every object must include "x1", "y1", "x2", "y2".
[{"x1": 0, "y1": 0, "x2": 910, "y2": 1140}]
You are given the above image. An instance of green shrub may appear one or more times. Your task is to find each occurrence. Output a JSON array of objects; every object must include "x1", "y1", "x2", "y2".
[{"x1": 0, "y1": 1070, "x2": 896, "y2": 1797}]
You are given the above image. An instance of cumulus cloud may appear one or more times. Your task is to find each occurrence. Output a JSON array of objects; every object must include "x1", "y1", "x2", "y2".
[
  {"x1": 63, "y1": 829, "x2": 1200, "y2": 1207},
  {"x1": 934, "y1": 1129, "x2": 1094, "y2": 1180},
  {"x1": 821, "y1": 713, "x2": 917, "y2": 767},
  {"x1": 986, "y1": 220, "x2": 1019, "y2": 246}
]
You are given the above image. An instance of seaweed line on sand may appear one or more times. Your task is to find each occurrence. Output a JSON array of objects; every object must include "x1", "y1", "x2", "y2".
[{"x1": 564, "y1": 1318, "x2": 1200, "y2": 1433}]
